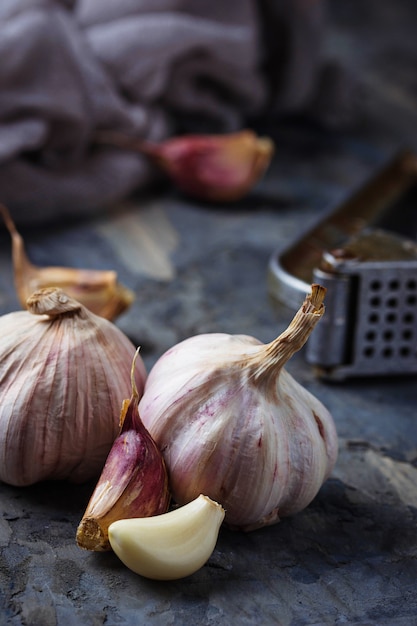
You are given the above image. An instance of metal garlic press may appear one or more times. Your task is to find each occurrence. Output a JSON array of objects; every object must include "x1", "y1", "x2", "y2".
[{"x1": 268, "y1": 150, "x2": 417, "y2": 380}]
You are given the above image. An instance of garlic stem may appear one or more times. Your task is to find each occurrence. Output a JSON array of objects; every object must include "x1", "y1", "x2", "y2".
[
  {"x1": 94, "y1": 130, "x2": 159, "y2": 157},
  {"x1": 130, "y1": 346, "x2": 140, "y2": 401},
  {"x1": 108, "y1": 495, "x2": 225, "y2": 580},
  {"x1": 250, "y1": 284, "x2": 326, "y2": 381},
  {"x1": 26, "y1": 287, "x2": 83, "y2": 317}
]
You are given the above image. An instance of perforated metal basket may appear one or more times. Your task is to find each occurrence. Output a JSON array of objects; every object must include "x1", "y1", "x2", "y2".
[{"x1": 268, "y1": 150, "x2": 417, "y2": 379}]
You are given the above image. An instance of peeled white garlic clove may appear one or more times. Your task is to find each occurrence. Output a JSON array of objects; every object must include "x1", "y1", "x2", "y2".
[
  {"x1": 139, "y1": 284, "x2": 338, "y2": 531},
  {"x1": 108, "y1": 494, "x2": 225, "y2": 580},
  {"x1": 0, "y1": 287, "x2": 147, "y2": 487},
  {"x1": 76, "y1": 349, "x2": 170, "y2": 552}
]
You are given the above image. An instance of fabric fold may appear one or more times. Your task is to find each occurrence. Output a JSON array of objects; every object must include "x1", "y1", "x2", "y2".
[{"x1": 0, "y1": 0, "x2": 348, "y2": 223}]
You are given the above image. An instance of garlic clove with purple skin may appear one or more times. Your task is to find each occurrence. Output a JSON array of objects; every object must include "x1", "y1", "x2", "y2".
[
  {"x1": 139, "y1": 284, "x2": 338, "y2": 531},
  {"x1": 76, "y1": 349, "x2": 170, "y2": 552},
  {"x1": 147, "y1": 130, "x2": 274, "y2": 202},
  {"x1": 95, "y1": 129, "x2": 274, "y2": 202}
]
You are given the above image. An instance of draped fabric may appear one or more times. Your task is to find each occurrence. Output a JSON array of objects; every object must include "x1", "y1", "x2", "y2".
[{"x1": 0, "y1": 0, "x2": 345, "y2": 223}]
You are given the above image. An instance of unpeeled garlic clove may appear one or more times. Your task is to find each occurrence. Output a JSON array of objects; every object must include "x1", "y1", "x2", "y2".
[
  {"x1": 76, "y1": 349, "x2": 170, "y2": 552},
  {"x1": 0, "y1": 203, "x2": 134, "y2": 321},
  {"x1": 108, "y1": 495, "x2": 225, "y2": 580},
  {"x1": 96, "y1": 129, "x2": 274, "y2": 202}
]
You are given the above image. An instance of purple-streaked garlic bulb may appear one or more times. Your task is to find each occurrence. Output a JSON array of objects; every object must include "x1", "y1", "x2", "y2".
[
  {"x1": 0, "y1": 287, "x2": 147, "y2": 486},
  {"x1": 139, "y1": 285, "x2": 338, "y2": 531}
]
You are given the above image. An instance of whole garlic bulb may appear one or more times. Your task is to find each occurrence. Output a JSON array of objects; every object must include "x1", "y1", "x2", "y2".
[
  {"x1": 139, "y1": 285, "x2": 338, "y2": 531},
  {"x1": 0, "y1": 287, "x2": 147, "y2": 487}
]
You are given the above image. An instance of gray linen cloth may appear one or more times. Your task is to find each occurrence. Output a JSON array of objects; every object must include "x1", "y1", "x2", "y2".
[{"x1": 0, "y1": 0, "x2": 345, "y2": 223}]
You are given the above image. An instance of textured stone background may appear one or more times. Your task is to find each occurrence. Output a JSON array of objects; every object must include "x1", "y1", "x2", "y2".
[{"x1": 1, "y1": 0, "x2": 417, "y2": 624}]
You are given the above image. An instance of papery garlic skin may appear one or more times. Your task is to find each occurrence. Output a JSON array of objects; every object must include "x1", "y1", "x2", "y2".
[
  {"x1": 0, "y1": 203, "x2": 134, "y2": 320},
  {"x1": 108, "y1": 494, "x2": 225, "y2": 580},
  {"x1": 0, "y1": 288, "x2": 147, "y2": 487},
  {"x1": 139, "y1": 286, "x2": 338, "y2": 530}
]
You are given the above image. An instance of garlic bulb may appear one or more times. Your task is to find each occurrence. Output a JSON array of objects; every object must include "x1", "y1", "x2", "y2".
[
  {"x1": 0, "y1": 287, "x2": 147, "y2": 487},
  {"x1": 139, "y1": 285, "x2": 338, "y2": 531},
  {"x1": 77, "y1": 350, "x2": 170, "y2": 552}
]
